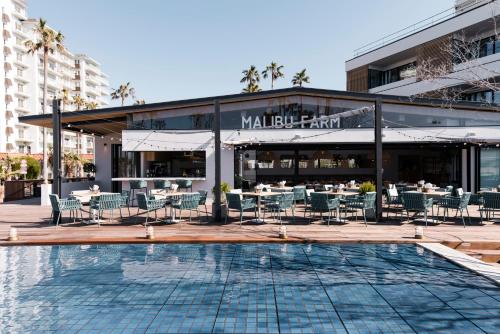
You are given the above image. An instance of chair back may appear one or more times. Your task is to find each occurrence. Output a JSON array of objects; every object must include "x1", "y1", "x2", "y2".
[
  {"x1": 198, "y1": 190, "x2": 208, "y2": 205},
  {"x1": 120, "y1": 190, "x2": 130, "y2": 205},
  {"x1": 99, "y1": 193, "x2": 122, "y2": 210},
  {"x1": 130, "y1": 180, "x2": 147, "y2": 189},
  {"x1": 363, "y1": 192, "x2": 377, "y2": 209},
  {"x1": 445, "y1": 185, "x2": 454, "y2": 193},
  {"x1": 278, "y1": 192, "x2": 294, "y2": 209},
  {"x1": 226, "y1": 192, "x2": 242, "y2": 210},
  {"x1": 482, "y1": 192, "x2": 500, "y2": 209},
  {"x1": 136, "y1": 192, "x2": 149, "y2": 210},
  {"x1": 310, "y1": 192, "x2": 330, "y2": 211},
  {"x1": 469, "y1": 193, "x2": 483, "y2": 205},
  {"x1": 401, "y1": 192, "x2": 426, "y2": 210},
  {"x1": 178, "y1": 193, "x2": 200, "y2": 210},
  {"x1": 176, "y1": 179, "x2": 192, "y2": 188},
  {"x1": 49, "y1": 194, "x2": 61, "y2": 212},
  {"x1": 459, "y1": 192, "x2": 471, "y2": 208},
  {"x1": 153, "y1": 180, "x2": 171, "y2": 189},
  {"x1": 293, "y1": 186, "x2": 306, "y2": 201}
]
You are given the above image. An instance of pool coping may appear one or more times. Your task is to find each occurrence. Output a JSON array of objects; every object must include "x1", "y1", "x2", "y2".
[{"x1": 418, "y1": 242, "x2": 500, "y2": 285}]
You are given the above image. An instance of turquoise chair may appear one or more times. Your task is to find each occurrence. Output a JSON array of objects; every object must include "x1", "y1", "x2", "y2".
[
  {"x1": 437, "y1": 192, "x2": 471, "y2": 227},
  {"x1": 309, "y1": 192, "x2": 341, "y2": 226},
  {"x1": 49, "y1": 194, "x2": 83, "y2": 227},
  {"x1": 119, "y1": 190, "x2": 130, "y2": 217},
  {"x1": 401, "y1": 192, "x2": 434, "y2": 227},
  {"x1": 225, "y1": 192, "x2": 256, "y2": 225},
  {"x1": 344, "y1": 192, "x2": 376, "y2": 226},
  {"x1": 292, "y1": 186, "x2": 306, "y2": 206},
  {"x1": 136, "y1": 192, "x2": 166, "y2": 226},
  {"x1": 153, "y1": 180, "x2": 171, "y2": 190},
  {"x1": 197, "y1": 190, "x2": 209, "y2": 218},
  {"x1": 264, "y1": 192, "x2": 295, "y2": 225},
  {"x1": 171, "y1": 193, "x2": 201, "y2": 223},
  {"x1": 175, "y1": 179, "x2": 193, "y2": 192},
  {"x1": 89, "y1": 193, "x2": 123, "y2": 226},
  {"x1": 480, "y1": 192, "x2": 500, "y2": 223},
  {"x1": 129, "y1": 180, "x2": 147, "y2": 207}
]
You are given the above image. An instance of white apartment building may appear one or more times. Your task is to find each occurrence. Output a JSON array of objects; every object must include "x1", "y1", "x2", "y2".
[
  {"x1": 345, "y1": 0, "x2": 500, "y2": 101},
  {"x1": 0, "y1": 0, "x2": 109, "y2": 156}
]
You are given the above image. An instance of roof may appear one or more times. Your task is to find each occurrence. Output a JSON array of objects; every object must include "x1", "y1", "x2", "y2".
[{"x1": 18, "y1": 87, "x2": 500, "y2": 136}]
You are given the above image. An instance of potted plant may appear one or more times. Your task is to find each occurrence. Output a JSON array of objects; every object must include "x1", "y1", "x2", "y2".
[
  {"x1": 358, "y1": 181, "x2": 376, "y2": 195},
  {"x1": 212, "y1": 182, "x2": 231, "y2": 218}
]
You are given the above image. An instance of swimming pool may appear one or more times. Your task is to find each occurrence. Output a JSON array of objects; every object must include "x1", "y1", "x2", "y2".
[{"x1": 0, "y1": 243, "x2": 498, "y2": 333}]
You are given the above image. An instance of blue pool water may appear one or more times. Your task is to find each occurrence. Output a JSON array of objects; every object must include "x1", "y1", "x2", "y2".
[{"x1": 0, "y1": 243, "x2": 498, "y2": 334}]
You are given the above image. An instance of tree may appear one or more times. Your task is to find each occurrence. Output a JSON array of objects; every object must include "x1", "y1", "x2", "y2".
[
  {"x1": 25, "y1": 18, "x2": 65, "y2": 184},
  {"x1": 59, "y1": 88, "x2": 70, "y2": 112},
  {"x1": 85, "y1": 101, "x2": 99, "y2": 110},
  {"x1": 292, "y1": 69, "x2": 310, "y2": 87},
  {"x1": 72, "y1": 95, "x2": 86, "y2": 111},
  {"x1": 262, "y1": 62, "x2": 284, "y2": 89},
  {"x1": 134, "y1": 99, "x2": 146, "y2": 105},
  {"x1": 242, "y1": 82, "x2": 262, "y2": 93},
  {"x1": 240, "y1": 65, "x2": 261, "y2": 93},
  {"x1": 111, "y1": 82, "x2": 135, "y2": 106}
]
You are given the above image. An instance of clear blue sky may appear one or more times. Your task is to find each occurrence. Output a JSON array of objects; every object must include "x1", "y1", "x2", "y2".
[{"x1": 30, "y1": 0, "x2": 454, "y2": 106}]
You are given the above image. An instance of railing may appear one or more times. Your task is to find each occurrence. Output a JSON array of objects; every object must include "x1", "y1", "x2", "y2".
[{"x1": 351, "y1": 0, "x2": 489, "y2": 58}]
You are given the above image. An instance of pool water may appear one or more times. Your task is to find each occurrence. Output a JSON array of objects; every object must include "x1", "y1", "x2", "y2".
[{"x1": 0, "y1": 243, "x2": 498, "y2": 334}]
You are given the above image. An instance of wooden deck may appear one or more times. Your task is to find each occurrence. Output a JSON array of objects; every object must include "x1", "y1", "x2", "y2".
[{"x1": 1, "y1": 198, "x2": 499, "y2": 246}]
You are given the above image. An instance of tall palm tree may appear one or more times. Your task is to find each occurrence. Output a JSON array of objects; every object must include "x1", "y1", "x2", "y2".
[
  {"x1": 242, "y1": 82, "x2": 262, "y2": 93},
  {"x1": 25, "y1": 18, "x2": 65, "y2": 184},
  {"x1": 59, "y1": 88, "x2": 70, "y2": 112},
  {"x1": 72, "y1": 95, "x2": 86, "y2": 111},
  {"x1": 111, "y1": 82, "x2": 135, "y2": 106},
  {"x1": 240, "y1": 65, "x2": 260, "y2": 91},
  {"x1": 262, "y1": 62, "x2": 284, "y2": 89},
  {"x1": 85, "y1": 101, "x2": 98, "y2": 110},
  {"x1": 292, "y1": 69, "x2": 310, "y2": 87}
]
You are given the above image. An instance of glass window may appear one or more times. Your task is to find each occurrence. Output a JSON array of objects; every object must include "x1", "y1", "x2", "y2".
[
  {"x1": 143, "y1": 151, "x2": 206, "y2": 177},
  {"x1": 480, "y1": 148, "x2": 500, "y2": 189}
]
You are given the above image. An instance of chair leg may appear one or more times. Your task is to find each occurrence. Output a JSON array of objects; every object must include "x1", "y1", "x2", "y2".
[
  {"x1": 362, "y1": 209, "x2": 367, "y2": 227},
  {"x1": 145, "y1": 211, "x2": 149, "y2": 226},
  {"x1": 466, "y1": 207, "x2": 471, "y2": 225},
  {"x1": 327, "y1": 210, "x2": 331, "y2": 226},
  {"x1": 424, "y1": 210, "x2": 428, "y2": 227},
  {"x1": 225, "y1": 209, "x2": 229, "y2": 224},
  {"x1": 56, "y1": 212, "x2": 61, "y2": 227},
  {"x1": 240, "y1": 211, "x2": 243, "y2": 226},
  {"x1": 460, "y1": 209, "x2": 465, "y2": 228}
]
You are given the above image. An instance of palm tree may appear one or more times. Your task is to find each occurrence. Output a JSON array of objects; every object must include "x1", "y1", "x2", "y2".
[
  {"x1": 262, "y1": 62, "x2": 284, "y2": 89},
  {"x1": 134, "y1": 99, "x2": 146, "y2": 105},
  {"x1": 111, "y1": 82, "x2": 135, "y2": 106},
  {"x1": 85, "y1": 101, "x2": 98, "y2": 110},
  {"x1": 292, "y1": 69, "x2": 310, "y2": 87},
  {"x1": 25, "y1": 18, "x2": 65, "y2": 184},
  {"x1": 240, "y1": 65, "x2": 260, "y2": 88},
  {"x1": 72, "y1": 95, "x2": 86, "y2": 111},
  {"x1": 59, "y1": 88, "x2": 70, "y2": 112},
  {"x1": 242, "y1": 82, "x2": 262, "y2": 93}
]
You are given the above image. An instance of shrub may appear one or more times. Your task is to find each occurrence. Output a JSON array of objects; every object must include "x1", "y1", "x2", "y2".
[
  {"x1": 359, "y1": 181, "x2": 376, "y2": 195},
  {"x1": 12, "y1": 156, "x2": 41, "y2": 180}
]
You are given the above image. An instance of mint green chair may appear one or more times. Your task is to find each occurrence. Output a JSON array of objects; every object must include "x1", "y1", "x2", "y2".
[
  {"x1": 175, "y1": 179, "x2": 193, "y2": 192},
  {"x1": 480, "y1": 192, "x2": 500, "y2": 223},
  {"x1": 437, "y1": 192, "x2": 471, "y2": 227},
  {"x1": 264, "y1": 192, "x2": 295, "y2": 225},
  {"x1": 136, "y1": 192, "x2": 166, "y2": 226},
  {"x1": 89, "y1": 193, "x2": 122, "y2": 226},
  {"x1": 401, "y1": 192, "x2": 434, "y2": 227},
  {"x1": 171, "y1": 193, "x2": 201, "y2": 223},
  {"x1": 309, "y1": 192, "x2": 341, "y2": 226},
  {"x1": 344, "y1": 192, "x2": 376, "y2": 226},
  {"x1": 225, "y1": 192, "x2": 256, "y2": 225},
  {"x1": 49, "y1": 194, "x2": 83, "y2": 227}
]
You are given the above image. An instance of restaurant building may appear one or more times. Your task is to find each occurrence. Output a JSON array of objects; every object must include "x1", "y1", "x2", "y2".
[{"x1": 19, "y1": 88, "x2": 500, "y2": 197}]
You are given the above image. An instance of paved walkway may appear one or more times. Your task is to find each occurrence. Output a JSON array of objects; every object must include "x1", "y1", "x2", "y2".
[{"x1": 1, "y1": 200, "x2": 499, "y2": 246}]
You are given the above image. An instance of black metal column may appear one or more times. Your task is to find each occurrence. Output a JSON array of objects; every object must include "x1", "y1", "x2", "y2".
[
  {"x1": 52, "y1": 99, "x2": 62, "y2": 197},
  {"x1": 213, "y1": 100, "x2": 222, "y2": 222},
  {"x1": 374, "y1": 98, "x2": 383, "y2": 221}
]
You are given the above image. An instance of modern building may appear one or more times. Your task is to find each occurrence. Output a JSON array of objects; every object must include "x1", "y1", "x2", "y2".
[
  {"x1": 345, "y1": 0, "x2": 500, "y2": 102},
  {"x1": 19, "y1": 88, "x2": 500, "y2": 198},
  {"x1": 0, "y1": 0, "x2": 109, "y2": 156}
]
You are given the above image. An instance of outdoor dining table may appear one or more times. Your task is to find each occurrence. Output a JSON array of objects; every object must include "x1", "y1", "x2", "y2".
[
  {"x1": 241, "y1": 191, "x2": 282, "y2": 223},
  {"x1": 151, "y1": 191, "x2": 199, "y2": 223},
  {"x1": 69, "y1": 191, "x2": 119, "y2": 224}
]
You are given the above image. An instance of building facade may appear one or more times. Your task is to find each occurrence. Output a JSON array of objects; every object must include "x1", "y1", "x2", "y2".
[
  {"x1": 19, "y1": 88, "x2": 500, "y2": 198},
  {"x1": 0, "y1": 0, "x2": 109, "y2": 156},
  {"x1": 345, "y1": 0, "x2": 500, "y2": 102}
]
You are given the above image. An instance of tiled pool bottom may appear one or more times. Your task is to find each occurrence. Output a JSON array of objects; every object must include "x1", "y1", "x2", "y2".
[{"x1": 0, "y1": 244, "x2": 498, "y2": 334}]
